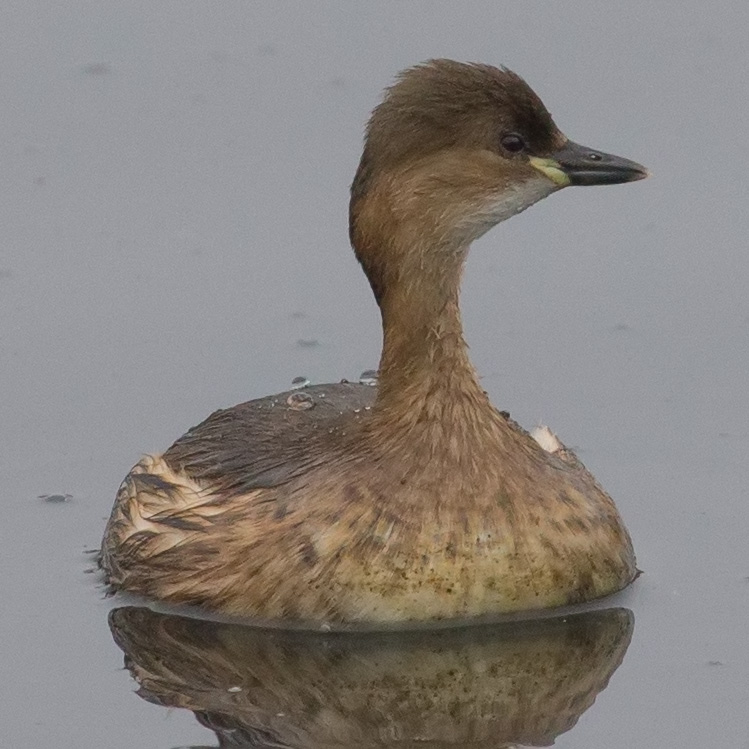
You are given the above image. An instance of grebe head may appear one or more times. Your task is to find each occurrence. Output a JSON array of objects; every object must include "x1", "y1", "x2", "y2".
[{"x1": 350, "y1": 60, "x2": 648, "y2": 300}]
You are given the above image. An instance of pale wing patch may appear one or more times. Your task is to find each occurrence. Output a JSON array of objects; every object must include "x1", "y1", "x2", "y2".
[{"x1": 530, "y1": 425, "x2": 563, "y2": 454}]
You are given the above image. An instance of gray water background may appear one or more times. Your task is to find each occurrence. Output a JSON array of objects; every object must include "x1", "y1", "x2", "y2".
[{"x1": 1, "y1": 1, "x2": 747, "y2": 746}]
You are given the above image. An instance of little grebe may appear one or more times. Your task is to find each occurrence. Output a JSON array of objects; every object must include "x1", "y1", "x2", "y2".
[{"x1": 101, "y1": 60, "x2": 648, "y2": 625}]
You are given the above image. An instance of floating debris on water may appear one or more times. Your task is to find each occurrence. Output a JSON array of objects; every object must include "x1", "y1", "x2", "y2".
[
  {"x1": 296, "y1": 338, "x2": 320, "y2": 348},
  {"x1": 39, "y1": 493, "x2": 73, "y2": 504},
  {"x1": 286, "y1": 392, "x2": 315, "y2": 411},
  {"x1": 290, "y1": 376, "x2": 310, "y2": 389},
  {"x1": 359, "y1": 369, "x2": 378, "y2": 386}
]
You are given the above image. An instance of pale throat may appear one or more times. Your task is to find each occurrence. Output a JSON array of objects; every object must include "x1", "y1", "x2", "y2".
[{"x1": 375, "y1": 174, "x2": 555, "y2": 391}]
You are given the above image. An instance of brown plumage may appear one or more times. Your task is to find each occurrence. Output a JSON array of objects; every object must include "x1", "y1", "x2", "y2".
[{"x1": 101, "y1": 60, "x2": 648, "y2": 625}]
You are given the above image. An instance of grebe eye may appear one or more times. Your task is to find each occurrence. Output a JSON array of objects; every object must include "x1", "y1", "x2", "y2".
[
  {"x1": 588, "y1": 151, "x2": 603, "y2": 161},
  {"x1": 501, "y1": 133, "x2": 527, "y2": 153}
]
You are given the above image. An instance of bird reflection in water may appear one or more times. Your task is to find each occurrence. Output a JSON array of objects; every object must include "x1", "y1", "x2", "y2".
[{"x1": 108, "y1": 606, "x2": 633, "y2": 748}]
